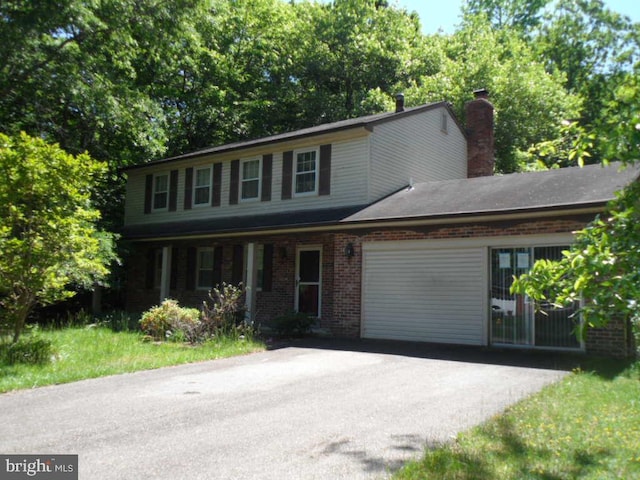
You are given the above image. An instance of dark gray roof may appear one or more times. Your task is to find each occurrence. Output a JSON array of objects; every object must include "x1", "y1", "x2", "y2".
[
  {"x1": 343, "y1": 162, "x2": 640, "y2": 224},
  {"x1": 124, "y1": 102, "x2": 450, "y2": 171},
  {"x1": 122, "y1": 205, "x2": 367, "y2": 240}
]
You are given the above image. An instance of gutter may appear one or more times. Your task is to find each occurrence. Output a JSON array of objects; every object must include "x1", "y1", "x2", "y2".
[{"x1": 123, "y1": 203, "x2": 606, "y2": 242}]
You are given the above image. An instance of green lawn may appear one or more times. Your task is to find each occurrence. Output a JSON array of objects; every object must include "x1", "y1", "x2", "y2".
[
  {"x1": 0, "y1": 326, "x2": 265, "y2": 393},
  {"x1": 395, "y1": 360, "x2": 640, "y2": 480}
]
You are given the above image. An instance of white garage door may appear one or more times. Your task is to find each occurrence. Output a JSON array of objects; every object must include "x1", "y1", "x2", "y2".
[{"x1": 362, "y1": 242, "x2": 487, "y2": 345}]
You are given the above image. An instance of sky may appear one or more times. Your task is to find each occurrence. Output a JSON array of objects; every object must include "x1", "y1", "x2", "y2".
[{"x1": 395, "y1": 0, "x2": 640, "y2": 34}]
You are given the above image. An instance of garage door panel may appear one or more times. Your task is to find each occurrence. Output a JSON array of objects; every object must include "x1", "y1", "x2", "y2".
[{"x1": 362, "y1": 244, "x2": 485, "y2": 345}]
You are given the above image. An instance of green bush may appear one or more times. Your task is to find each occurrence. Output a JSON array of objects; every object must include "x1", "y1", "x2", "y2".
[
  {"x1": 1, "y1": 337, "x2": 55, "y2": 365},
  {"x1": 270, "y1": 311, "x2": 315, "y2": 337},
  {"x1": 139, "y1": 300, "x2": 200, "y2": 342},
  {"x1": 201, "y1": 283, "x2": 252, "y2": 339}
]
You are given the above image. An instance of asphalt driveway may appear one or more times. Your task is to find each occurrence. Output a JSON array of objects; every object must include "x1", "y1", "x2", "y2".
[{"x1": 0, "y1": 340, "x2": 569, "y2": 479}]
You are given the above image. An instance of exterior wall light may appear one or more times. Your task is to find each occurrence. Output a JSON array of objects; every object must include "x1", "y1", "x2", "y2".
[{"x1": 344, "y1": 243, "x2": 355, "y2": 258}]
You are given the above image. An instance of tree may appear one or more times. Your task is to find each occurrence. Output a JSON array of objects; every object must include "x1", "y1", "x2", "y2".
[
  {"x1": 287, "y1": 0, "x2": 436, "y2": 125},
  {"x1": 0, "y1": 132, "x2": 118, "y2": 343},
  {"x1": 463, "y1": 0, "x2": 550, "y2": 31}
]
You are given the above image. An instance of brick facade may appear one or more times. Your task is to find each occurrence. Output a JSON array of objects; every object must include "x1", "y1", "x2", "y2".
[
  {"x1": 125, "y1": 214, "x2": 634, "y2": 357},
  {"x1": 586, "y1": 317, "x2": 636, "y2": 358}
]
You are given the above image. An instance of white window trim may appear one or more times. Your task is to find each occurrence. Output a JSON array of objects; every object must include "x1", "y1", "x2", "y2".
[
  {"x1": 193, "y1": 165, "x2": 213, "y2": 207},
  {"x1": 196, "y1": 247, "x2": 215, "y2": 291},
  {"x1": 293, "y1": 147, "x2": 319, "y2": 197},
  {"x1": 152, "y1": 172, "x2": 169, "y2": 212},
  {"x1": 240, "y1": 157, "x2": 262, "y2": 202}
]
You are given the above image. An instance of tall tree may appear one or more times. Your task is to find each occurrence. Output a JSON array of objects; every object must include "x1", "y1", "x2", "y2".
[
  {"x1": 463, "y1": 0, "x2": 550, "y2": 31},
  {"x1": 462, "y1": 0, "x2": 640, "y2": 167},
  {"x1": 0, "y1": 0, "x2": 202, "y2": 167},
  {"x1": 288, "y1": 0, "x2": 438, "y2": 125},
  {"x1": 404, "y1": 16, "x2": 580, "y2": 172},
  {"x1": 159, "y1": 0, "x2": 301, "y2": 156}
]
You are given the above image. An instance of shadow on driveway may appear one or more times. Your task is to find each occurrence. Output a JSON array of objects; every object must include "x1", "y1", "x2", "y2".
[{"x1": 269, "y1": 336, "x2": 619, "y2": 373}]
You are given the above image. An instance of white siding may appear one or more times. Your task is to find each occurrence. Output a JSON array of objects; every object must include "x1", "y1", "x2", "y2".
[
  {"x1": 368, "y1": 107, "x2": 467, "y2": 202},
  {"x1": 124, "y1": 136, "x2": 370, "y2": 227},
  {"x1": 362, "y1": 242, "x2": 486, "y2": 345}
]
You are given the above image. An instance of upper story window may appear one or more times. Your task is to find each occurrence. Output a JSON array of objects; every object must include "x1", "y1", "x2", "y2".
[
  {"x1": 153, "y1": 173, "x2": 169, "y2": 210},
  {"x1": 241, "y1": 158, "x2": 261, "y2": 201},
  {"x1": 194, "y1": 166, "x2": 212, "y2": 206},
  {"x1": 294, "y1": 149, "x2": 318, "y2": 196}
]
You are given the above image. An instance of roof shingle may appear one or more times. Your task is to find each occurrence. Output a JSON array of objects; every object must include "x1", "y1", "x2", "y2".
[{"x1": 344, "y1": 162, "x2": 640, "y2": 223}]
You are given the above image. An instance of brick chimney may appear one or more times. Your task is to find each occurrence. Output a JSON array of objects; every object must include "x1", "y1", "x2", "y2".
[{"x1": 466, "y1": 88, "x2": 494, "y2": 177}]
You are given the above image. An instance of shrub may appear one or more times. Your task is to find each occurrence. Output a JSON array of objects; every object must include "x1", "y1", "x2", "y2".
[
  {"x1": 139, "y1": 300, "x2": 200, "y2": 342},
  {"x1": 1, "y1": 337, "x2": 55, "y2": 365},
  {"x1": 270, "y1": 311, "x2": 315, "y2": 337},
  {"x1": 201, "y1": 283, "x2": 251, "y2": 340}
]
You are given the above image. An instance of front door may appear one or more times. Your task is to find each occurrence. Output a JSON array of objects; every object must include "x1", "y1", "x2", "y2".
[
  {"x1": 295, "y1": 247, "x2": 321, "y2": 317},
  {"x1": 490, "y1": 246, "x2": 581, "y2": 349}
]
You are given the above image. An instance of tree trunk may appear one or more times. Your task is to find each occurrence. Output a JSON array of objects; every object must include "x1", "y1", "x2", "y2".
[{"x1": 10, "y1": 292, "x2": 35, "y2": 344}]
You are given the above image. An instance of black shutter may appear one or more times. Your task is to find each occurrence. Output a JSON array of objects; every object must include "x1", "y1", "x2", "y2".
[
  {"x1": 319, "y1": 144, "x2": 331, "y2": 196},
  {"x1": 144, "y1": 174, "x2": 153, "y2": 214},
  {"x1": 184, "y1": 167, "x2": 193, "y2": 210},
  {"x1": 169, "y1": 170, "x2": 178, "y2": 211},
  {"x1": 212, "y1": 163, "x2": 222, "y2": 207},
  {"x1": 229, "y1": 159, "x2": 239, "y2": 205},
  {"x1": 282, "y1": 151, "x2": 293, "y2": 200},
  {"x1": 170, "y1": 247, "x2": 178, "y2": 290},
  {"x1": 213, "y1": 246, "x2": 223, "y2": 287},
  {"x1": 262, "y1": 244, "x2": 273, "y2": 292},
  {"x1": 186, "y1": 247, "x2": 196, "y2": 291},
  {"x1": 145, "y1": 248, "x2": 155, "y2": 289},
  {"x1": 232, "y1": 244, "x2": 244, "y2": 285},
  {"x1": 261, "y1": 154, "x2": 272, "y2": 202}
]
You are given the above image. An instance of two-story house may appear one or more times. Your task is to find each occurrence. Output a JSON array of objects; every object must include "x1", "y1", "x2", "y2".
[{"x1": 122, "y1": 90, "x2": 639, "y2": 357}]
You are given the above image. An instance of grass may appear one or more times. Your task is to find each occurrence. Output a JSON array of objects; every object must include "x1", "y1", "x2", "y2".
[
  {"x1": 394, "y1": 359, "x2": 640, "y2": 480},
  {"x1": 0, "y1": 326, "x2": 265, "y2": 393}
]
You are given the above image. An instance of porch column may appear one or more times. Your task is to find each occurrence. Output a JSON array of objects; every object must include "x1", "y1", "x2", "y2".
[
  {"x1": 159, "y1": 246, "x2": 172, "y2": 303},
  {"x1": 245, "y1": 242, "x2": 257, "y2": 323}
]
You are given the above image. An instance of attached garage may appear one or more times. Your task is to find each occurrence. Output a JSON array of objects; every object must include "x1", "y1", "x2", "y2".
[{"x1": 361, "y1": 240, "x2": 488, "y2": 345}]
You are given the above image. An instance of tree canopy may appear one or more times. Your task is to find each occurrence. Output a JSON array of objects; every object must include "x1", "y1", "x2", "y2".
[{"x1": 5, "y1": 0, "x2": 631, "y2": 173}]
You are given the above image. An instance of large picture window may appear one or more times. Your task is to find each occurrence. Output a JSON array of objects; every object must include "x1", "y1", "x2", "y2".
[
  {"x1": 294, "y1": 149, "x2": 318, "y2": 195},
  {"x1": 241, "y1": 158, "x2": 261, "y2": 200}
]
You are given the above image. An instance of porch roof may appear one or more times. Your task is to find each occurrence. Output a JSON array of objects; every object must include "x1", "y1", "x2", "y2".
[{"x1": 121, "y1": 205, "x2": 367, "y2": 240}]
